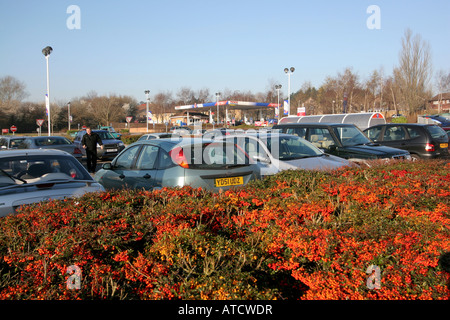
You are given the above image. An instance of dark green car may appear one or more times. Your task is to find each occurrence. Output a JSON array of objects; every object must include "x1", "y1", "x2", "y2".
[{"x1": 272, "y1": 123, "x2": 412, "y2": 163}]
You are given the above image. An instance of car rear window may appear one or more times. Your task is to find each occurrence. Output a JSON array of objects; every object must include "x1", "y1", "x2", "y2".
[
  {"x1": 34, "y1": 137, "x2": 71, "y2": 146},
  {"x1": 172, "y1": 142, "x2": 251, "y2": 169},
  {"x1": 0, "y1": 155, "x2": 92, "y2": 184},
  {"x1": 425, "y1": 125, "x2": 447, "y2": 139}
]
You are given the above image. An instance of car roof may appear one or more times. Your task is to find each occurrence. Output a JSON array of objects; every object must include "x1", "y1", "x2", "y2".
[
  {"x1": 25, "y1": 135, "x2": 69, "y2": 139},
  {"x1": 0, "y1": 136, "x2": 29, "y2": 140},
  {"x1": 131, "y1": 137, "x2": 223, "y2": 150},
  {"x1": 217, "y1": 132, "x2": 298, "y2": 139},
  {"x1": 365, "y1": 123, "x2": 434, "y2": 129},
  {"x1": 0, "y1": 148, "x2": 72, "y2": 157}
]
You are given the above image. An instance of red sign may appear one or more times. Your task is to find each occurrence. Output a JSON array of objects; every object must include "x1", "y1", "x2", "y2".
[
  {"x1": 36, "y1": 119, "x2": 45, "y2": 126},
  {"x1": 10, "y1": 125, "x2": 17, "y2": 132},
  {"x1": 126, "y1": 116, "x2": 133, "y2": 123},
  {"x1": 2, "y1": 129, "x2": 8, "y2": 134}
]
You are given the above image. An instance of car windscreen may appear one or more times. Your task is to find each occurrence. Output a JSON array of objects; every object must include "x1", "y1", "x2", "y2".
[
  {"x1": 34, "y1": 137, "x2": 72, "y2": 146},
  {"x1": 262, "y1": 135, "x2": 323, "y2": 160},
  {"x1": 96, "y1": 131, "x2": 115, "y2": 140},
  {"x1": 332, "y1": 126, "x2": 372, "y2": 147},
  {"x1": 0, "y1": 154, "x2": 92, "y2": 185},
  {"x1": 425, "y1": 125, "x2": 447, "y2": 139}
]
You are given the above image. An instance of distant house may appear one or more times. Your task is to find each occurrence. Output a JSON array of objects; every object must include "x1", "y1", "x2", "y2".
[
  {"x1": 170, "y1": 111, "x2": 209, "y2": 125},
  {"x1": 135, "y1": 103, "x2": 171, "y2": 123},
  {"x1": 429, "y1": 93, "x2": 450, "y2": 112}
]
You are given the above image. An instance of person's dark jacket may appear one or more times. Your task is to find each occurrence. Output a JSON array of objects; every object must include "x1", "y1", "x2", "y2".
[{"x1": 82, "y1": 132, "x2": 103, "y2": 153}]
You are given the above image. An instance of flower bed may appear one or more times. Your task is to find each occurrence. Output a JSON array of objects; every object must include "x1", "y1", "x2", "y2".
[{"x1": 0, "y1": 160, "x2": 449, "y2": 299}]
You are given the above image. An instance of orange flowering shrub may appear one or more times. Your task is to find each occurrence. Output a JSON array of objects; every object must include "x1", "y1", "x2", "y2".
[{"x1": 0, "y1": 160, "x2": 449, "y2": 299}]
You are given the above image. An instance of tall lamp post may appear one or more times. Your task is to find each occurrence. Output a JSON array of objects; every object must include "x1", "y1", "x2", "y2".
[
  {"x1": 284, "y1": 67, "x2": 295, "y2": 116},
  {"x1": 42, "y1": 46, "x2": 53, "y2": 136},
  {"x1": 67, "y1": 102, "x2": 71, "y2": 131},
  {"x1": 275, "y1": 84, "x2": 282, "y2": 118},
  {"x1": 145, "y1": 90, "x2": 150, "y2": 132}
]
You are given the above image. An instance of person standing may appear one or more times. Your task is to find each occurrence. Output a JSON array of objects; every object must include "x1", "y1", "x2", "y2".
[{"x1": 82, "y1": 127, "x2": 103, "y2": 173}]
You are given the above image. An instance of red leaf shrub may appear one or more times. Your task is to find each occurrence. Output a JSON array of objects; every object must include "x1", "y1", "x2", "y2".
[{"x1": 0, "y1": 160, "x2": 449, "y2": 299}]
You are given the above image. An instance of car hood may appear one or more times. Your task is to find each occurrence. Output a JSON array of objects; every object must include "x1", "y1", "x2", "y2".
[
  {"x1": 101, "y1": 139, "x2": 122, "y2": 144},
  {"x1": 343, "y1": 144, "x2": 408, "y2": 156},
  {"x1": 278, "y1": 154, "x2": 353, "y2": 171}
]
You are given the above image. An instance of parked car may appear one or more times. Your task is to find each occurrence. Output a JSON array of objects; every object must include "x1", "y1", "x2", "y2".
[
  {"x1": 18, "y1": 136, "x2": 82, "y2": 160},
  {"x1": 215, "y1": 132, "x2": 353, "y2": 177},
  {"x1": 0, "y1": 149, "x2": 105, "y2": 217},
  {"x1": 0, "y1": 136, "x2": 29, "y2": 150},
  {"x1": 422, "y1": 115, "x2": 450, "y2": 128},
  {"x1": 203, "y1": 128, "x2": 236, "y2": 140},
  {"x1": 94, "y1": 138, "x2": 260, "y2": 192},
  {"x1": 138, "y1": 132, "x2": 180, "y2": 141},
  {"x1": 272, "y1": 123, "x2": 412, "y2": 163},
  {"x1": 170, "y1": 126, "x2": 192, "y2": 135},
  {"x1": 99, "y1": 126, "x2": 122, "y2": 139},
  {"x1": 363, "y1": 123, "x2": 449, "y2": 160},
  {"x1": 73, "y1": 130, "x2": 125, "y2": 160}
]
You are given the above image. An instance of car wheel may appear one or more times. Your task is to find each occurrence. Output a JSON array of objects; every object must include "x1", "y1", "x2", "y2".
[{"x1": 411, "y1": 154, "x2": 421, "y2": 161}]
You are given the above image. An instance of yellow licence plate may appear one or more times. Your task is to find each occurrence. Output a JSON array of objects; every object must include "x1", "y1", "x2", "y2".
[
  {"x1": 440, "y1": 143, "x2": 448, "y2": 149},
  {"x1": 215, "y1": 176, "x2": 244, "y2": 187}
]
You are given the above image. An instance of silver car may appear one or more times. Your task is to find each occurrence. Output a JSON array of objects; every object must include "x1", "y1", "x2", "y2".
[
  {"x1": 17, "y1": 136, "x2": 83, "y2": 160},
  {"x1": 138, "y1": 132, "x2": 180, "y2": 141},
  {"x1": 0, "y1": 149, "x2": 105, "y2": 217},
  {"x1": 0, "y1": 136, "x2": 30, "y2": 150},
  {"x1": 215, "y1": 132, "x2": 353, "y2": 177},
  {"x1": 94, "y1": 138, "x2": 260, "y2": 192}
]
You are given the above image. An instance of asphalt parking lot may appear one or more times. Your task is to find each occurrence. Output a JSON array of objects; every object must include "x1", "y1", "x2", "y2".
[{"x1": 79, "y1": 158, "x2": 111, "y2": 176}]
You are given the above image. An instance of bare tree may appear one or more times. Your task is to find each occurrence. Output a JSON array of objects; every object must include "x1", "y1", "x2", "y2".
[
  {"x1": 394, "y1": 28, "x2": 433, "y2": 115},
  {"x1": 0, "y1": 75, "x2": 29, "y2": 114}
]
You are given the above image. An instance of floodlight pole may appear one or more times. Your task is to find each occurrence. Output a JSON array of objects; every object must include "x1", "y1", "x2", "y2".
[
  {"x1": 42, "y1": 46, "x2": 53, "y2": 136},
  {"x1": 284, "y1": 67, "x2": 295, "y2": 116}
]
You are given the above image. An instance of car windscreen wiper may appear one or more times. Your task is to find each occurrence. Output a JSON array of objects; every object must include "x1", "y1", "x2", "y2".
[{"x1": 0, "y1": 168, "x2": 27, "y2": 184}]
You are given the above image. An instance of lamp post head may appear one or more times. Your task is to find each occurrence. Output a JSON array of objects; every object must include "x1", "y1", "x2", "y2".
[
  {"x1": 42, "y1": 46, "x2": 53, "y2": 57},
  {"x1": 284, "y1": 68, "x2": 289, "y2": 73},
  {"x1": 290, "y1": 67, "x2": 295, "y2": 73},
  {"x1": 145, "y1": 90, "x2": 150, "y2": 95}
]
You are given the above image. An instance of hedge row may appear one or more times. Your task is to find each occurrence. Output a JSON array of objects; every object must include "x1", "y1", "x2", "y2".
[{"x1": 0, "y1": 160, "x2": 449, "y2": 299}]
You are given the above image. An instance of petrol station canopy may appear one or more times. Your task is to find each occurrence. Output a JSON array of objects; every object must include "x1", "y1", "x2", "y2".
[{"x1": 174, "y1": 101, "x2": 281, "y2": 112}]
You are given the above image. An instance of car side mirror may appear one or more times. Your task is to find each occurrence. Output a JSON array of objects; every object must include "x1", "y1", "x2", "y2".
[
  {"x1": 102, "y1": 163, "x2": 113, "y2": 170},
  {"x1": 328, "y1": 145, "x2": 337, "y2": 152},
  {"x1": 253, "y1": 155, "x2": 271, "y2": 164}
]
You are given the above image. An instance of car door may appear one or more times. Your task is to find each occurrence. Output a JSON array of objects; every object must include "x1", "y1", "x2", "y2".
[
  {"x1": 129, "y1": 144, "x2": 161, "y2": 190},
  {"x1": 100, "y1": 145, "x2": 141, "y2": 190},
  {"x1": 380, "y1": 126, "x2": 408, "y2": 150}
]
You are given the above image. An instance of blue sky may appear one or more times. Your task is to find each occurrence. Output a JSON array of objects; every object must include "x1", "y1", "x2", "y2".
[{"x1": 1, "y1": 0, "x2": 449, "y2": 104}]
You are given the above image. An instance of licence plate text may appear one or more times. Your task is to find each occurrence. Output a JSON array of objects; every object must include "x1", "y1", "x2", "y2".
[
  {"x1": 215, "y1": 176, "x2": 244, "y2": 187},
  {"x1": 440, "y1": 143, "x2": 448, "y2": 149}
]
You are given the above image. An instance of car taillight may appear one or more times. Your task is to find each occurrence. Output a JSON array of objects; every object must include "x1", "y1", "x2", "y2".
[
  {"x1": 169, "y1": 147, "x2": 189, "y2": 168},
  {"x1": 425, "y1": 143, "x2": 435, "y2": 152},
  {"x1": 74, "y1": 147, "x2": 82, "y2": 154}
]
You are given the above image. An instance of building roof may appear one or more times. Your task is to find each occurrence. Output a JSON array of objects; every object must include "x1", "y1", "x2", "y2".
[{"x1": 430, "y1": 93, "x2": 450, "y2": 101}]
